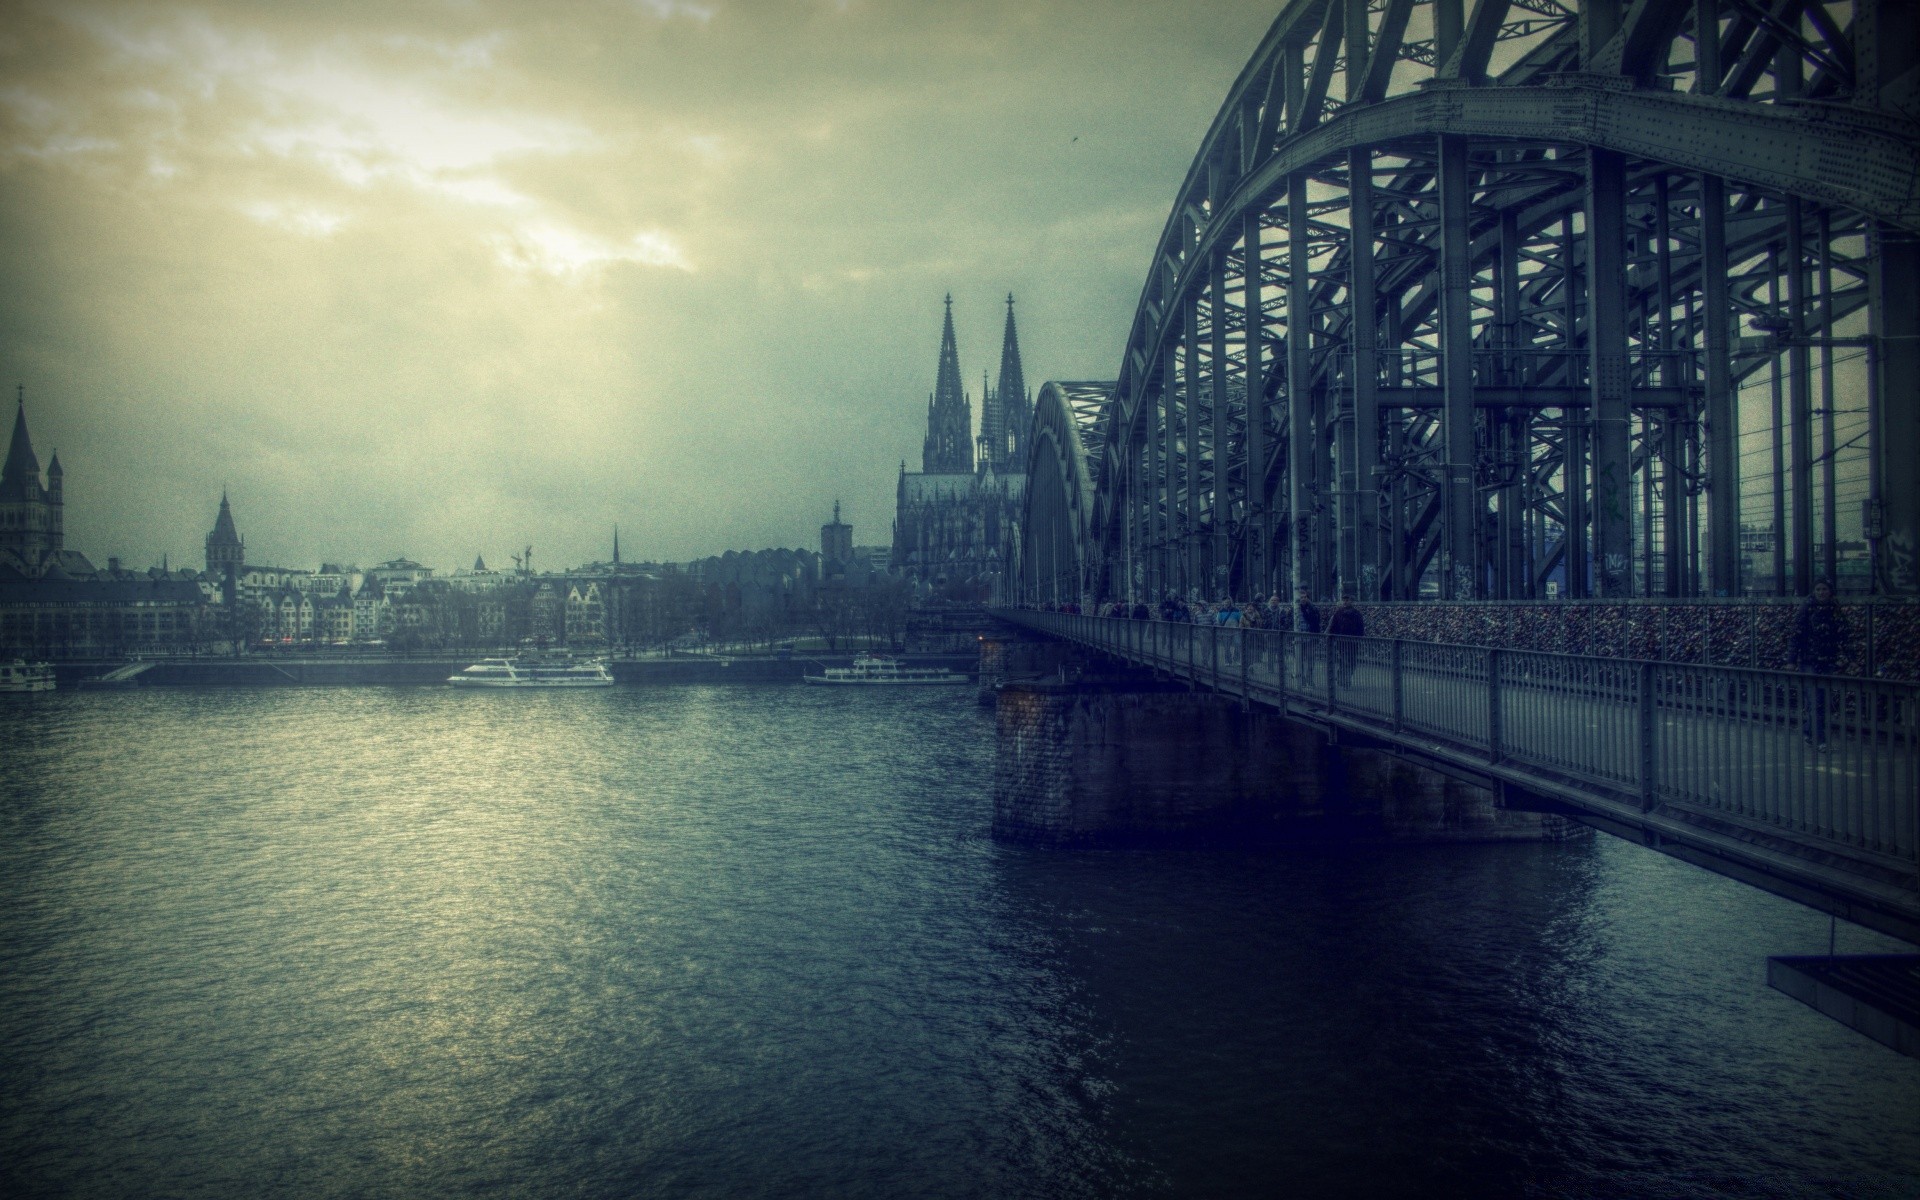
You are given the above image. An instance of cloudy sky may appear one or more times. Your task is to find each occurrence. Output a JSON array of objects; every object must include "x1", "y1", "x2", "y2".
[{"x1": 1, "y1": 0, "x2": 1280, "y2": 571}]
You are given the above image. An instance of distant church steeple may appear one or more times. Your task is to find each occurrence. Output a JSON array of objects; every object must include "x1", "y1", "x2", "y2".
[
  {"x1": 2, "y1": 386, "x2": 42, "y2": 500},
  {"x1": 922, "y1": 295, "x2": 974, "y2": 475},
  {"x1": 1, "y1": 388, "x2": 66, "y2": 572},
  {"x1": 205, "y1": 490, "x2": 244, "y2": 579}
]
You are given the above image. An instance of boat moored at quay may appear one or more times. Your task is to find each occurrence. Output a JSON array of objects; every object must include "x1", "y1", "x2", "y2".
[
  {"x1": 447, "y1": 656, "x2": 614, "y2": 688},
  {"x1": 0, "y1": 659, "x2": 55, "y2": 693},
  {"x1": 803, "y1": 654, "x2": 969, "y2": 686}
]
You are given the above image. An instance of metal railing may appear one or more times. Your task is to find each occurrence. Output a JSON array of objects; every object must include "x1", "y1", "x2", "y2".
[{"x1": 1004, "y1": 611, "x2": 1920, "y2": 923}]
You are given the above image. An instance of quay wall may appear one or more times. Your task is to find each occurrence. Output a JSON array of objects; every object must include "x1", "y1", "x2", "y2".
[{"x1": 68, "y1": 654, "x2": 976, "y2": 687}]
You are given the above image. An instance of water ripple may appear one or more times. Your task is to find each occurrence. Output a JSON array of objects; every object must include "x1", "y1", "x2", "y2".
[{"x1": 1, "y1": 686, "x2": 1915, "y2": 1198}]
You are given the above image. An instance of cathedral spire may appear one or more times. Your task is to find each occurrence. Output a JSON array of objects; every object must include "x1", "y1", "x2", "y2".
[
  {"x1": 935, "y1": 294, "x2": 964, "y2": 414},
  {"x1": 997, "y1": 293, "x2": 1032, "y2": 473},
  {"x1": 998, "y1": 294, "x2": 1026, "y2": 405},
  {"x1": 922, "y1": 294, "x2": 974, "y2": 474}
]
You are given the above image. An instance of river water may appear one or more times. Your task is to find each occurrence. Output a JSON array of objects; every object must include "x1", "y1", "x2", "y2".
[{"x1": 2, "y1": 685, "x2": 1916, "y2": 1199}]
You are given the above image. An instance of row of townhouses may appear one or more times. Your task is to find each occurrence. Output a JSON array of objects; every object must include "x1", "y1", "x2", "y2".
[{"x1": 1, "y1": 394, "x2": 894, "y2": 657}]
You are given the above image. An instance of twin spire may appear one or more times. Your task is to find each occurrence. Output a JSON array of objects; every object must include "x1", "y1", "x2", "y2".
[{"x1": 920, "y1": 294, "x2": 1030, "y2": 476}]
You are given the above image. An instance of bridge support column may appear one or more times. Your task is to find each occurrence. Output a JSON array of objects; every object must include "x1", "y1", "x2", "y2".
[
  {"x1": 1587, "y1": 146, "x2": 1634, "y2": 596},
  {"x1": 1871, "y1": 222, "x2": 1920, "y2": 594},
  {"x1": 975, "y1": 631, "x2": 1077, "y2": 707},
  {"x1": 1438, "y1": 131, "x2": 1480, "y2": 599}
]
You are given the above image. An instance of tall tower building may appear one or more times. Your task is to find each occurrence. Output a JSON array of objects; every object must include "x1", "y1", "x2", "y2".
[
  {"x1": 922, "y1": 295, "x2": 974, "y2": 475},
  {"x1": 0, "y1": 389, "x2": 65, "y2": 573},
  {"x1": 820, "y1": 499, "x2": 854, "y2": 570},
  {"x1": 205, "y1": 491, "x2": 245, "y2": 583}
]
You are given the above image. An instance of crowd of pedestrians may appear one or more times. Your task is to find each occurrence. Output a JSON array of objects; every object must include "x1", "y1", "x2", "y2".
[
  {"x1": 1030, "y1": 579, "x2": 1859, "y2": 740},
  {"x1": 1031, "y1": 588, "x2": 1368, "y2": 641}
]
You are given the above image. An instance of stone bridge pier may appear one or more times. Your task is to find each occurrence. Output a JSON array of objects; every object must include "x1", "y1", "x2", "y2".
[{"x1": 985, "y1": 642, "x2": 1573, "y2": 847}]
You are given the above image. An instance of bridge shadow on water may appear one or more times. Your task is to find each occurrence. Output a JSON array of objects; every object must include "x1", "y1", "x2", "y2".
[{"x1": 981, "y1": 835, "x2": 1920, "y2": 1200}]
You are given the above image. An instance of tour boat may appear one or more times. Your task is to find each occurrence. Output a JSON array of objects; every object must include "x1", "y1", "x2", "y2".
[
  {"x1": 0, "y1": 659, "x2": 56, "y2": 693},
  {"x1": 447, "y1": 656, "x2": 614, "y2": 688},
  {"x1": 803, "y1": 654, "x2": 969, "y2": 686}
]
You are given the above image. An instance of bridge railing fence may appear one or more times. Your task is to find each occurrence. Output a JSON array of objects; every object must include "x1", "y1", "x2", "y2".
[
  {"x1": 1653, "y1": 665, "x2": 1918, "y2": 865},
  {"x1": 1028, "y1": 612, "x2": 1919, "y2": 876},
  {"x1": 1496, "y1": 650, "x2": 1643, "y2": 793}
]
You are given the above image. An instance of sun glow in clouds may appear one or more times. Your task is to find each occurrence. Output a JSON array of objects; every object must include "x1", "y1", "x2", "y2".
[
  {"x1": 492, "y1": 224, "x2": 692, "y2": 278},
  {"x1": 240, "y1": 199, "x2": 347, "y2": 237},
  {"x1": 32, "y1": 8, "x2": 692, "y2": 283}
]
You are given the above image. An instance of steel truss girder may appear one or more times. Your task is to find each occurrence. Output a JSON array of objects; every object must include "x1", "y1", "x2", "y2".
[{"x1": 1019, "y1": 1, "x2": 1920, "y2": 609}]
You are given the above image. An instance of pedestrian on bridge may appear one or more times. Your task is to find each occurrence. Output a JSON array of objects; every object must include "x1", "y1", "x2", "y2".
[
  {"x1": 1792, "y1": 580, "x2": 1848, "y2": 748},
  {"x1": 1294, "y1": 587, "x2": 1321, "y2": 634},
  {"x1": 1329, "y1": 594, "x2": 1364, "y2": 690},
  {"x1": 1294, "y1": 587, "x2": 1322, "y2": 688}
]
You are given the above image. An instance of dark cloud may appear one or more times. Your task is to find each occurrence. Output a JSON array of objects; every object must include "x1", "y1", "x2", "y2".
[{"x1": 0, "y1": 0, "x2": 1279, "y2": 570}]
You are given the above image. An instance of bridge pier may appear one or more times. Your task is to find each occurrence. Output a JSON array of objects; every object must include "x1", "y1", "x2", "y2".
[
  {"x1": 975, "y1": 629, "x2": 1086, "y2": 706},
  {"x1": 990, "y1": 663, "x2": 1574, "y2": 847}
]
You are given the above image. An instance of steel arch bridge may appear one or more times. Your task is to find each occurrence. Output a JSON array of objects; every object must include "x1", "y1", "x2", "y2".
[{"x1": 1017, "y1": 0, "x2": 1920, "y2": 610}]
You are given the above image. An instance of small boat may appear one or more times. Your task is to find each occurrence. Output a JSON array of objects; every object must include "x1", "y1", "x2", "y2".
[
  {"x1": 804, "y1": 654, "x2": 969, "y2": 686},
  {"x1": 447, "y1": 655, "x2": 614, "y2": 688},
  {"x1": 0, "y1": 659, "x2": 56, "y2": 693}
]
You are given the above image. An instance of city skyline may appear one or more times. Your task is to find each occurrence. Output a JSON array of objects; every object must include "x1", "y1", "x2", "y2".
[{"x1": 0, "y1": 0, "x2": 1280, "y2": 572}]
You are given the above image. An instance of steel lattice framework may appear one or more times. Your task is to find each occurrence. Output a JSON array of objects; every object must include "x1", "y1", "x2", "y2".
[{"x1": 1017, "y1": 0, "x2": 1920, "y2": 609}]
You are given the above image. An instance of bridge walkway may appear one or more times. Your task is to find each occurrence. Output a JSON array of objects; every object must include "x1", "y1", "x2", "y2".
[{"x1": 995, "y1": 611, "x2": 1920, "y2": 945}]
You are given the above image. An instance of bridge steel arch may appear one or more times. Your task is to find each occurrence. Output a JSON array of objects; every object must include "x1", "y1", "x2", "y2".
[
  {"x1": 1019, "y1": 382, "x2": 1116, "y2": 606},
  {"x1": 1043, "y1": 0, "x2": 1920, "y2": 609}
]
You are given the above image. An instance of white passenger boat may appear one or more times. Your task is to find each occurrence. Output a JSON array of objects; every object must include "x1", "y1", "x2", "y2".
[
  {"x1": 803, "y1": 654, "x2": 969, "y2": 686},
  {"x1": 0, "y1": 659, "x2": 55, "y2": 693},
  {"x1": 447, "y1": 656, "x2": 614, "y2": 688}
]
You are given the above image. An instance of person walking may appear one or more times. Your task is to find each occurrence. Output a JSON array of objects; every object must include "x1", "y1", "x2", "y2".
[
  {"x1": 1328, "y1": 594, "x2": 1364, "y2": 690},
  {"x1": 1294, "y1": 587, "x2": 1322, "y2": 633},
  {"x1": 1294, "y1": 586, "x2": 1322, "y2": 688},
  {"x1": 1791, "y1": 580, "x2": 1847, "y2": 748}
]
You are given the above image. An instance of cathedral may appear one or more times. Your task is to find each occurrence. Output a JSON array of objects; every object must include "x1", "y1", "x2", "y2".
[{"x1": 892, "y1": 295, "x2": 1032, "y2": 600}]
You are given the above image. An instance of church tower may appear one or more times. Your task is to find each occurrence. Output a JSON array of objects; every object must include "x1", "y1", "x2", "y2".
[
  {"x1": 205, "y1": 491, "x2": 245, "y2": 579},
  {"x1": 922, "y1": 296, "x2": 974, "y2": 475},
  {"x1": 820, "y1": 499, "x2": 853, "y2": 570},
  {"x1": 0, "y1": 389, "x2": 64, "y2": 572}
]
